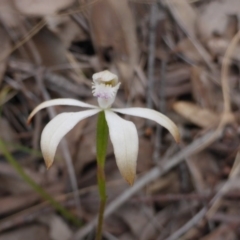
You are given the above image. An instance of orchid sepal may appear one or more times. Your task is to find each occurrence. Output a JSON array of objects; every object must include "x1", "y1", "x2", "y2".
[
  {"x1": 40, "y1": 109, "x2": 100, "y2": 168},
  {"x1": 28, "y1": 98, "x2": 97, "y2": 124},
  {"x1": 112, "y1": 108, "x2": 180, "y2": 143},
  {"x1": 105, "y1": 110, "x2": 138, "y2": 185}
]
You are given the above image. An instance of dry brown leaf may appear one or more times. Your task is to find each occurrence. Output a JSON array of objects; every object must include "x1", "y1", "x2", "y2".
[
  {"x1": 166, "y1": 0, "x2": 213, "y2": 69},
  {"x1": 0, "y1": 0, "x2": 20, "y2": 28},
  {"x1": 206, "y1": 37, "x2": 229, "y2": 59},
  {"x1": 46, "y1": 15, "x2": 88, "y2": 47},
  {"x1": 174, "y1": 38, "x2": 202, "y2": 63},
  {"x1": 191, "y1": 66, "x2": 221, "y2": 110},
  {"x1": 32, "y1": 28, "x2": 68, "y2": 66},
  {"x1": 89, "y1": 0, "x2": 138, "y2": 85},
  {"x1": 13, "y1": 0, "x2": 74, "y2": 16},
  {"x1": 165, "y1": 0, "x2": 197, "y2": 37},
  {"x1": 197, "y1": 0, "x2": 240, "y2": 41},
  {"x1": 197, "y1": 0, "x2": 240, "y2": 61},
  {"x1": 207, "y1": 36, "x2": 240, "y2": 62},
  {"x1": 173, "y1": 101, "x2": 219, "y2": 128},
  {"x1": 165, "y1": 64, "x2": 191, "y2": 84}
]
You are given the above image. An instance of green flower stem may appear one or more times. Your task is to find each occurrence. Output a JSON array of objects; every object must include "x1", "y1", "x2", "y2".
[
  {"x1": 0, "y1": 138, "x2": 81, "y2": 227},
  {"x1": 96, "y1": 111, "x2": 109, "y2": 240}
]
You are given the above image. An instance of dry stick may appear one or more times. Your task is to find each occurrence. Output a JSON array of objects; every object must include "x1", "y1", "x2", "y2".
[
  {"x1": 72, "y1": 128, "x2": 222, "y2": 239},
  {"x1": 147, "y1": 2, "x2": 158, "y2": 110},
  {"x1": 35, "y1": 69, "x2": 82, "y2": 217}
]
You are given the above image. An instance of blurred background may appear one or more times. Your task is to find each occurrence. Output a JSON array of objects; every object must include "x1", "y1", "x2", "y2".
[{"x1": 1, "y1": 0, "x2": 240, "y2": 239}]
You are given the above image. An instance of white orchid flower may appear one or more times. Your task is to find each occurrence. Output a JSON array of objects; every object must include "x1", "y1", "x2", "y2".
[{"x1": 28, "y1": 70, "x2": 180, "y2": 185}]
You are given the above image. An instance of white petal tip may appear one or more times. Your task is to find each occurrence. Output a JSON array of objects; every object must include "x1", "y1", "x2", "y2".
[
  {"x1": 173, "y1": 129, "x2": 181, "y2": 144},
  {"x1": 45, "y1": 160, "x2": 53, "y2": 170},
  {"x1": 112, "y1": 108, "x2": 181, "y2": 144},
  {"x1": 27, "y1": 118, "x2": 31, "y2": 125},
  {"x1": 46, "y1": 164, "x2": 51, "y2": 170},
  {"x1": 119, "y1": 168, "x2": 136, "y2": 185},
  {"x1": 126, "y1": 176, "x2": 135, "y2": 186},
  {"x1": 27, "y1": 113, "x2": 35, "y2": 125}
]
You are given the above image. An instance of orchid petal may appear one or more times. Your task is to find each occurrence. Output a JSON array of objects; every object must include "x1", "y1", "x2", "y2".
[
  {"x1": 112, "y1": 108, "x2": 180, "y2": 143},
  {"x1": 41, "y1": 109, "x2": 100, "y2": 169},
  {"x1": 28, "y1": 98, "x2": 97, "y2": 124},
  {"x1": 105, "y1": 110, "x2": 138, "y2": 185}
]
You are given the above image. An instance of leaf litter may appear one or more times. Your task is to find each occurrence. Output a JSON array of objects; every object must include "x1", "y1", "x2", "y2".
[{"x1": 1, "y1": 0, "x2": 240, "y2": 239}]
